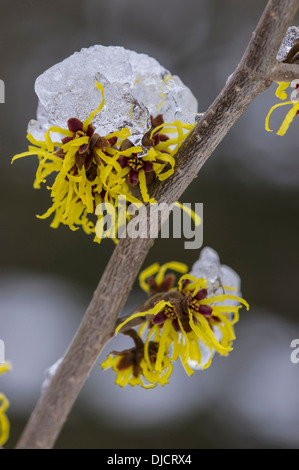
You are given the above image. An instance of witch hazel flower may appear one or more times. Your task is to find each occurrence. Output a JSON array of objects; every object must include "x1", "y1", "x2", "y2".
[
  {"x1": 102, "y1": 248, "x2": 249, "y2": 388},
  {"x1": 11, "y1": 45, "x2": 198, "y2": 241},
  {"x1": 266, "y1": 26, "x2": 299, "y2": 136},
  {"x1": 101, "y1": 329, "x2": 172, "y2": 388}
]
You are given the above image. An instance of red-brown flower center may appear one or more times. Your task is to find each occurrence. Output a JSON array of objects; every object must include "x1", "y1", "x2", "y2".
[
  {"x1": 163, "y1": 305, "x2": 176, "y2": 319},
  {"x1": 127, "y1": 155, "x2": 144, "y2": 171},
  {"x1": 75, "y1": 130, "x2": 86, "y2": 139}
]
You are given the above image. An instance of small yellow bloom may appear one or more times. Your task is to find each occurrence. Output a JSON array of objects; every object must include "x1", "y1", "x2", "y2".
[
  {"x1": 101, "y1": 329, "x2": 172, "y2": 388},
  {"x1": 139, "y1": 261, "x2": 188, "y2": 293},
  {"x1": 0, "y1": 362, "x2": 10, "y2": 375},
  {"x1": 265, "y1": 82, "x2": 299, "y2": 136}
]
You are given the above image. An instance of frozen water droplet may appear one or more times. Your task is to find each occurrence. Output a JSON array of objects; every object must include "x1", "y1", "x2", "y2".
[{"x1": 41, "y1": 357, "x2": 63, "y2": 393}]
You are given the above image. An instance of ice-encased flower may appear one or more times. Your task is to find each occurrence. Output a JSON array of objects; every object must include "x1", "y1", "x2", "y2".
[
  {"x1": 12, "y1": 46, "x2": 198, "y2": 240},
  {"x1": 111, "y1": 249, "x2": 248, "y2": 386},
  {"x1": 29, "y1": 45, "x2": 198, "y2": 146}
]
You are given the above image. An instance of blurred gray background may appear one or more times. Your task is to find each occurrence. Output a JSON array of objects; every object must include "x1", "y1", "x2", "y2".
[{"x1": 1, "y1": 0, "x2": 299, "y2": 449}]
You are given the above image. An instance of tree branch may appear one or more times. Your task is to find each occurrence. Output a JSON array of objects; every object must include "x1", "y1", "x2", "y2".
[
  {"x1": 268, "y1": 62, "x2": 299, "y2": 81},
  {"x1": 16, "y1": 0, "x2": 299, "y2": 449}
]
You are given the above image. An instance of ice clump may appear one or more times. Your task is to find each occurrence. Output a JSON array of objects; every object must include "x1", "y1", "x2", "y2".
[
  {"x1": 276, "y1": 26, "x2": 299, "y2": 62},
  {"x1": 190, "y1": 246, "x2": 242, "y2": 305},
  {"x1": 28, "y1": 45, "x2": 198, "y2": 146}
]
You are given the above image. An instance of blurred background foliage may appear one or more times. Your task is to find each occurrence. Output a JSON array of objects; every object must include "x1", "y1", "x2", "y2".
[{"x1": 0, "y1": 0, "x2": 299, "y2": 449}]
